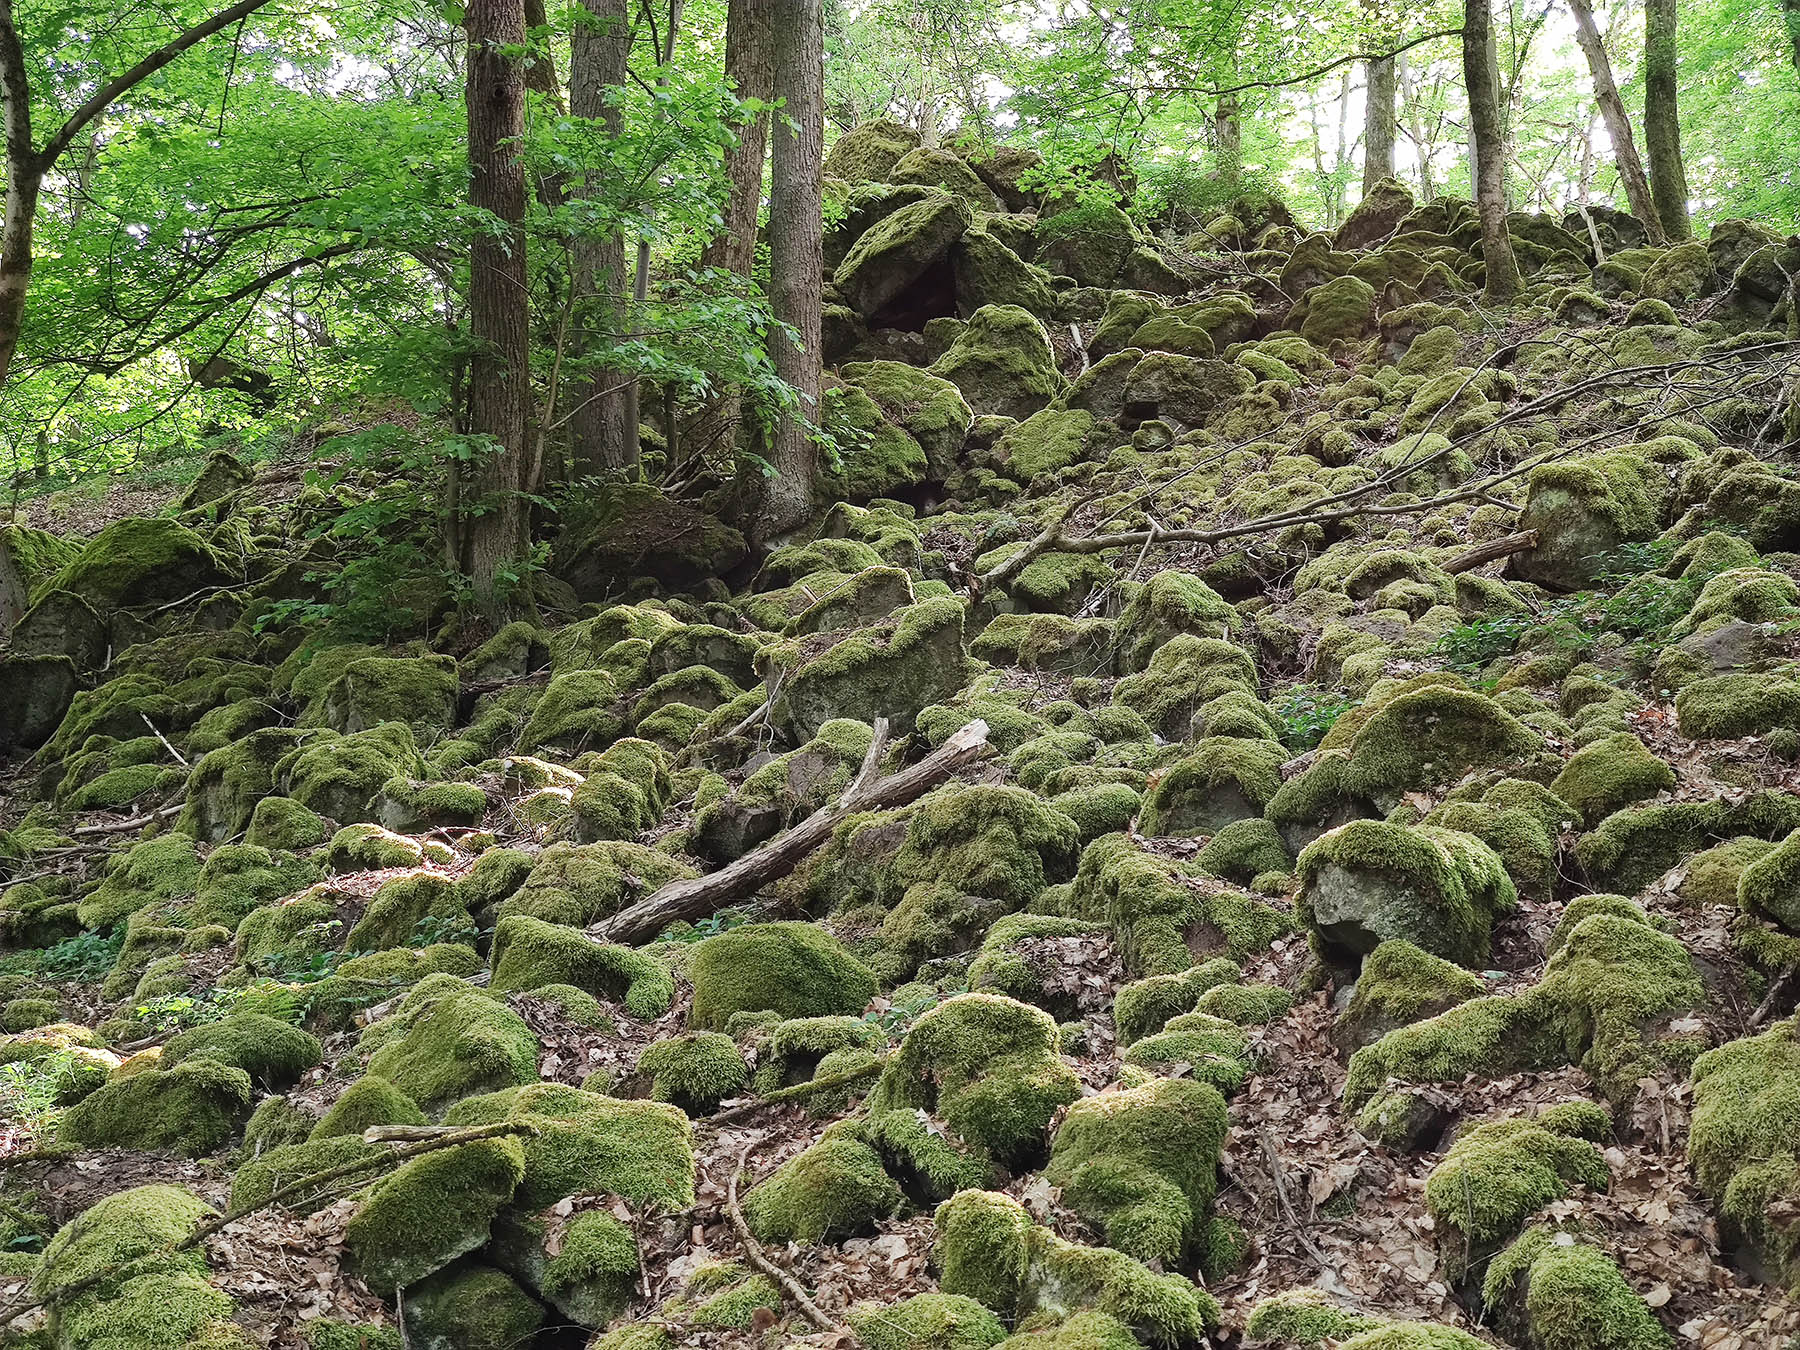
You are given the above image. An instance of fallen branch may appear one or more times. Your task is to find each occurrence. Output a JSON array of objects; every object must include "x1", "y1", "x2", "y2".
[
  {"x1": 0, "y1": 1120, "x2": 535, "y2": 1328},
  {"x1": 1257, "y1": 1124, "x2": 1334, "y2": 1270},
  {"x1": 591, "y1": 719, "x2": 992, "y2": 945},
  {"x1": 69, "y1": 800, "x2": 186, "y2": 837},
  {"x1": 1750, "y1": 963, "x2": 1800, "y2": 1028},
  {"x1": 1442, "y1": 529, "x2": 1539, "y2": 575},
  {"x1": 707, "y1": 1057, "x2": 886, "y2": 1125},
  {"x1": 724, "y1": 1134, "x2": 850, "y2": 1335},
  {"x1": 140, "y1": 714, "x2": 190, "y2": 768}
]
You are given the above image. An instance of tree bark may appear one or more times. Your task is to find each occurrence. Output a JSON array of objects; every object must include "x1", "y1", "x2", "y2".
[
  {"x1": 568, "y1": 0, "x2": 635, "y2": 475},
  {"x1": 1214, "y1": 90, "x2": 1242, "y2": 184},
  {"x1": 749, "y1": 0, "x2": 824, "y2": 548},
  {"x1": 1463, "y1": 0, "x2": 1521, "y2": 302},
  {"x1": 1643, "y1": 0, "x2": 1692, "y2": 242},
  {"x1": 462, "y1": 0, "x2": 534, "y2": 614},
  {"x1": 1363, "y1": 54, "x2": 1398, "y2": 191},
  {"x1": 1566, "y1": 0, "x2": 1664, "y2": 244},
  {"x1": 0, "y1": 0, "x2": 278, "y2": 392},
  {"x1": 1784, "y1": 0, "x2": 1800, "y2": 82}
]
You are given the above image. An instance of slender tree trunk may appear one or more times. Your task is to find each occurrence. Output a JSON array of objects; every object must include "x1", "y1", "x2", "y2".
[
  {"x1": 750, "y1": 0, "x2": 824, "y2": 547},
  {"x1": 1399, "y1": 55, "x2": 1436, "y2": 199},
  {"x1": 1214, "y1": 91, "x2": 1242, "y2": 184},
  {"x1": 1464, "y1": 0, "x2": 1521, "y2": 301},
  {"x1": 521, "y1": 0, "x2": 563, "y2": 106},
  {"x1": 628, "y1": 0, "x2": 683, "y2": 471},
  {"x1": 569, "y1": 0, "x2": 634, "y2": 474},
  {"x1": 1784, "y1": 0, "x2": 1800, "y2": 81},
  {"x1": 462, "y1": 0, "x2": 533, "y2": 613},
  {"x1": 1566, "y1": 0, "x2": 1664, "y2": 243},
  {"x1": 688, "y1": 0, "x2": 773, "y2": 468},
  {"x1": 1644, "y1": 0, "x2": 1692, "y2": 241},
  {"x1": 1363, "y1": 54, "x2": 1397, "y2": 191}
]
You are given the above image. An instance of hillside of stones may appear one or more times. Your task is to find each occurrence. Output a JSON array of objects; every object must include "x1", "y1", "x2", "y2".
[{"x1": 5, "y1": 118, "x2": 1800, "y2": 1350}]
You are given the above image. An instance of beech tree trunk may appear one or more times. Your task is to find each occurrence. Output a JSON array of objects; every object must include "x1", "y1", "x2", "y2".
[
  {"x1": 1464, "y1": 0, "x2": 1522, "y2": 302},
  {"x1": 1567, "y1": 0, "x2": 1664, "y2": 244},
  {"x1": 749, "y1": 0, "x2": 824, "y2": 548},
  {"x1": 569, "y1": 0, "x2": 635, "y2": 474},
  {"x1": 687, "y1": 0, "x2": 774, "y2": 467},
  {"x1": 1644, "y1": 0, "x2": 1692, "y2": 241},
  {"x1": 1363, "y1": 53, "x2": 1397, "y2": 191},
  {"x1": 1214, "y1": 91, "x2": 1242, "y2": 183},
  {"x1": 462, "y1": 0, "x2": 533, "y2": 613}
]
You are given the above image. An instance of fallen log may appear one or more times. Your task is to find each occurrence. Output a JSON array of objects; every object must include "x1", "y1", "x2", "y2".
[
  {"x1": 1442, "y1": 529, "x2": 1539, "y2": 574},
  {"x1": 591, "y1": 718, "x2": 990, "y2": 945}
]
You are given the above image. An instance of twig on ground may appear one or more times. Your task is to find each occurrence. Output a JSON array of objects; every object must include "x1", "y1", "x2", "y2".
[{"x1": 724, "y1": 1133, "x2": 850, "y2": 1335}]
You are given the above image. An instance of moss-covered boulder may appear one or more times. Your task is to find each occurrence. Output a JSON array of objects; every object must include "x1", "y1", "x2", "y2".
[
  {"x1": 361, "y1": 979, "x2": 539, "y2": 1115},
  {"x1": 1334, "y1": 939, "x2": 1486, "y2": 1050},
  {"x1": 401, "y1": 1262, "x2": 545, "y2": 1350},
  {"x1": 866, "y1": 993, "x2": 1080, "y2": 1184},
  {"x1": 43, "y1": 516, "x2": 233, "y2": 611},
  {"x1": 636, "y1": 1031, "x2": 748, "y2": 1113},
  {"x1": 1511, "y1": 451, "x2": 1671, "y2": 591},
  {"x1": 764, "y1": 597, "x2": 970, "y2": 738},
  {"x1": 161, "y1": 1011, "x2": 322, "y2": 1087},
  {"x1": 836, "y1": 192, "x2": 973, "y2": 321},
  {"x1": 742, "y1": 1136, "x2": 902, "y2": 1243},
  {"x1": 825, "y1": 118, "x2": 923, "y2": 182},
  {"x1": 1549, "y1": 733, "x2": 1674, "y2": 824},
  {"x1": 1297, "y1": 821, "x2": 1517, "y2": 967},
  {"x1": 490, "y1": 914, "x2": 675, "y2": 1016},
  {"x1": 1140, "y1": 736, "x2": 1286, "y2": 837},
  {"x1": 1481, "y1": 1225, "x2": 1673, "y2": 1350},
  {"x1": 59, "y1": 1057, "x2": 253, "y2": 1156},
  {"x1": 689, "y1": 921, "x2": 876, "y2": 1029},
  {"x1": 276, "y1": 722, "x2": 427, "y2": 825},
  {"x1": 1045, "y1": 1077, "x2": 1228, "y2": 1264},
  {"x1": 343, "y1": 1133, "x2": 527, "y2": 1289},
  {"x1": 933, "y1": 1188, "x2": 1219, "y2": 1346},
  {"x1": 928, "y1": 304, "x2": 1064, "y2": 420},
  {"x1": 848, "y1": 1292, "x2": 1008, "y2": 1350}
]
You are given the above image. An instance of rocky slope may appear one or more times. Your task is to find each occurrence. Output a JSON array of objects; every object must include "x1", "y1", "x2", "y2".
[{"x1": 4, "y1": 122, "x2": 1800, "y2": 1350}]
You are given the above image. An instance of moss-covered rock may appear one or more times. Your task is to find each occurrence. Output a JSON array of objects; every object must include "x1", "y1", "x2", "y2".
[
  {"x1": 1549, "y1": 733, "x2": 1673, "y2": 824},
  {"x1": 743, "y1": 1136, "x2": 902, "y2": 1243},
  {"x1": 1481, "y1": 1225, "x2": 1673, "y2": 1350},
  {"x1": 636, "y1": 1031, "x2": 747, "y2": 1113},
  {"x1": 277, "y1": 722, "x2": 427, "y2": 824},
  {"x1": 1424, "y1": 1113, "x2": 1610, "y2": 1275},
  {"x1": 343, "y1": 1133, "x2": 526, "y2": 1288},
  {"x1": 848, "y1": 1292, "x2": 1008, "y2": 1350},
  {"x1": 489, "y1": 914, "x2": 675, "y2": 1016},
  {"x1": 1338, "y1": 683, "x2": 1546, "y2": 806},
  {"x1": 689, "y1": 921, "x2": 876, "y2": 1030},
  {"x1": 933, "y1": 1188, "x2": 1219, "y2": 1346},
  {"x1": 836, "y1": 192, "x2": 972, "y2": 320},
  {"x1": 401, "y1": 1263, "x2": 544, "y2": 1350},
  {"x1": 1140, "y1": 737, "x2": 1286, "y2": 837},
  {"x1": 1045, "y1": 1077, "x2": 1227, "y2": 1264},
  {"x1": 362, "y1": 980, "x2": 539, "y2": 1115},
  {"x1": 161, "y1": 1011, "x2": 322, "y2": 1087},
  {"x1": 1335, "y1": 939, "x2": 1485, "y2": 1050},
  {"x1": 59, "y1": 1056, "x2": 253, "y2": 1155},
  {"x1": 499, "y1": 840, "x2": 694, "y2": 928},
  {"x1": 1674, "y1": 671, "x2": 1800, "y2": 739},
  {"x1": 765, "y1": 597, "x2": 971, "y2": 738},
  {"x1": 1298, "y1": 821, "x2": 1517, "y2": 968},
  {"x1": 867, "y1": 993, "x2": 1079, "y2": 1182},
  {"x1": 1245, "y1": 1289, "x2": 1386, "y2": 1347},
  {"x1": 928, "y1": 304, "x2": 1065, "y2": 420}
]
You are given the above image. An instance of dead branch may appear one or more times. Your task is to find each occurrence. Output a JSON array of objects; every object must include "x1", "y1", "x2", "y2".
[
  {"x1": 591, "y1": 719, "x2": 992, "y2": 945},
  {"x1": 68, "y1": 800, "x2": 186, "y2": 837},
  {"x1": 1257, "y1": 1124, "x2": 1334, "y2": 1270},
  {"x1": 140, "y1": 713, "x2": 190, "y2": 768},
  {"x1": 706, "y1": 1057, "x2": 886, "y2": 1125},
  {"x1": 724, "y1": 1134, "x2": 850, "y2": 1335},
  {"x1": 1442, "y1": 529, "x2": 1539, "y2": 574},
  {"x1": 0, "y1": 1120, "x2": 535, "y2": 1328}
]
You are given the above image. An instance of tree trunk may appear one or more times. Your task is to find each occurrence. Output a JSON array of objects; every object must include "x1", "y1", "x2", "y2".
[
  {"x1": 462, "y1": 0, "x2": 533, "y2": 614},
  {"x1": 1399, "y1": 54, "x2": 1436, "y2": 199},
  {"x1": 1463, "y1": 0, "x2": 1521, "y2": 302},
  {"x1": 1363, "y1": 54, "x2": 1397, "y2": 191},
  {"x1": 1566, "y1": 0, "x2": 1664, "y2": 244},
  {"x1": 627, "y1": 0, "x2": 683, "y2": 471},
  {"x1": 1644, "y1": 0, "x2": 1692, "y2": 241},
  {"x1": 1784, "y1": 0, "x2": 1800, "y2": 82},
  {"x1": 569, "y1": 0, "x2": 634, "y2": 475},
  {"x1": 1214, "y1": 91, "x2": 1242, "y2": 184},
  {"x1": 751, "y1": 0, "x2": 824, "y2": 548}
]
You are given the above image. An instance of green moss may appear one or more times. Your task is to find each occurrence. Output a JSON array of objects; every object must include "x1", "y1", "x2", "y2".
[
  {"x1": 33, "y1": 1183, "x2": 215, "y2": 1323},
  {"x1": 1575, "y1": 791, "x2": 1800, "y2": 895},
  {"x1": 402, "y1": 1262, "x2": 544, "y2": 1349},
  {"x1": 519, "y1": 668, "x2": 623, "y2": 753},
  {"x1": 1675, "y1": 671, "x2": 1800, "y2": 738},
  {"x1": 1063, "y1": 833, "x2": 1291, "y2": 976},
  {"x1": 1140, "y1": 736, "x2": 1286, "y2": 836},
  {"x1": 868, "y1": 993, "x2": 1080, "y2": 1179},
  {"x1": 767, "y1": 596, "x2": 972, "y2": 739},
  {"x1": 362, "y1": 980, "x2": 539, "y2": 1115},
  {"x1": 742, "y1": 1136, "x2": 902, "y2": 1243},
  {"x1": 1678, "y1": 836, "x2": 1777, "y2": 908},
  {"x1": 1121, "y1": 1013, "x2": 1254, "y2": 1094},
  {"x1": 78, "y1": 831, "x2": 202, "y2": 929},
  {"x1": 996, "y1": 1311, "x2": 1142, "y2": 1349},
  {"x1": 162, "y1": 1011, "x2": 321, "y2": 1087},
  {"x1": 1550, "y1": 733, "x2": 1673, "y2": 823},
  {"x1": 312, "y1": 1074, "x2": 426, "y2": 1140},
  {"x1": 1335, "y1": 939, "x2": 1485, "y2": 1049},
  {"x1": 1336, "y1": 1326, "x2": 1487, "y2": 1349},
  {"x1": 1424, "y1": 1115, "x2": 1610, "y2": 1274},
  {"x1": 750, "y1": 1015, "x2": 886, "y2": 1096},
  {"x1": 444, "y1": 1082, "x2": 694, "y2": 1209},
  {"x1": 1340, "y1": 684, "x2": 1545, "y2": 804},
  {"x1": 635, "y1": 1031, "x2": 747, "y2": 1113},
  {"x1": 1114, "y1": 635, "x2": 1258, "y2": 740},
  {"x1": 498, "y1": 841, "x2": 693, "y2": 927},
  {"x1": 1481, "y1": 1226, "x2": 1672, "y2": 1349},
  {"x1": 1113, "y1": 958, "x2": 1241, "y2": 1045},
  {"x1": 56, "y1": 1268, "x2": 238, "y2": 1349},
  {"x1": 540, "y1": 1207, "x2": 639, "y2": 1311},
  {"x1": 928, "y1": 303, "x2": 1065, "y2": 420},
  {"x1": 276, "y1": 722, "x2": 427, "y2": 824},
  {"x1": 489, "y1": 913, "x2": 674, "y2": 1016},
  {"x1": 689, "y1": 921, "x2": 876, "y2": 1030},
  {"x1": 992, "y1": 407, "x2": 1096, "y2": 481},
  {"x1": 1192, "y1": 981, "x2": 1293, "y2": 1025},
  {"x1": 1344, "y1": 911, "x2": 1701, "y2": 1116},
  {"x1": 1046, "y1": 1077, "x2": 1228, "y2": 1263},
  {"x1": 890, "y1": 784, "x2": 1082, "y2": 907},
  {"x1": 45, "y1": 516, "x2": 231, "y2": 608},
  {"x1": 327, "y1": 822, "x2": 424, "y2": 871},
  {"x1": 1738, "y1": 829, "x2": 1800, "y2": 929},
  {"x1": 848, "y1": 1292, "x2": 1008, "y2": 1350},
  {"x1": 1245, "y1": 1289, "x2": 1385, "y2": 1347},
  {"x1": 932, "y1": 1190, "x2": 1219, "y2": 1347},
  {"x1": 343, "y1": 1134, "x2": 525, "y2": 1289},
  {"x1": 304, "y1": 1321, "x2": 402, "y2": 1350},
  {"x1": 58, "y1": 1057, "x2": 253, "y2": 1155},
  {"x1": 968, "y1": 914, "x2": 1107, "y2": 1017},
  {"x1": 1194, "y1": 818, "x2": 1291, "y2": 883},
  {"x1": 1297, "y1": 821, "x2": 1516, "y2": 967},
  {"x1": 231, "y1": 1134, "x2": 385, "y2": 1214},
  {"x1": 344, "y1": 872, "x2": 470, "y2": 953}
]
